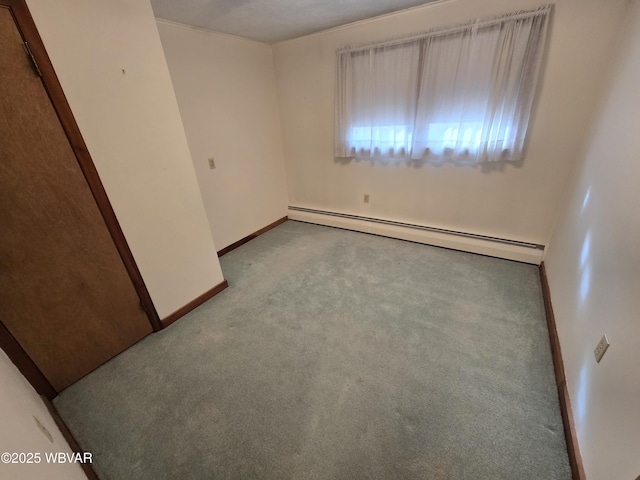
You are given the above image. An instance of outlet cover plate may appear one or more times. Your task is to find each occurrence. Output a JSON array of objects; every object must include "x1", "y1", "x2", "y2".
[{"x1": 594, "y1": 335, "x2": 610, "y2": 363}]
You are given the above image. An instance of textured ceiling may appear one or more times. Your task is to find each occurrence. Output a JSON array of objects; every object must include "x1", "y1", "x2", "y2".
[{"x1": 150, "y1": 0, "x2": 440, "y2": 44}]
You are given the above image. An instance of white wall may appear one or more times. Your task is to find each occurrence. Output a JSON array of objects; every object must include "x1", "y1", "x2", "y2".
[
  {"x1": 25, "y1": 0, "x2": 224, "y2": 318},
  {"x1": 273, "y1": 0, "x2": 628, "y2": 245},
  {"x1": 0, "y1": 352, "x2": 86, "y2": 480},
  {"x1": 544, "y1": 0, "x2": 640, "y2": 478},
  {"x1": 156, "y1": 21, "x2": 289, "y2": 251}
]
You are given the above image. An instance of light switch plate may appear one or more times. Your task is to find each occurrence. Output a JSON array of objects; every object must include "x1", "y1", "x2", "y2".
[
  {"x1": 594, "y1": 335, "x2": 610, "y2": 363},
  {"x1": 208, "y1": 157, "x2": 216, "y2": 169}
]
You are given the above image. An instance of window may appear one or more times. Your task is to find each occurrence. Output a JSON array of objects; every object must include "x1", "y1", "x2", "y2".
[{"x1": 334, "y1": 6, "x2": 551, "y2": 164}]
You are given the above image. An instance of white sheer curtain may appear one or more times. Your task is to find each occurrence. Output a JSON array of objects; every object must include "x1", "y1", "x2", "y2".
[{"x1": 334, "y1": 6, "x2": 551, "y2": 163}]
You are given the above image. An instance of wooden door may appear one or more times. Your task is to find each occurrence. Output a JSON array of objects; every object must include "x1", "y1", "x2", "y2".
[{"x1": 0, "y1": 5, "x2": 154, "y2": 391}]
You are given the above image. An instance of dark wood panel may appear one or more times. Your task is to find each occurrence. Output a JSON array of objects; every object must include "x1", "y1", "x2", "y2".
[
  {"x1": 540, "y1": 262, "x2": 565, "y2": 388},
  {"x1": 539, "y1": 262, "x2": 586, "y2": 480},
  {"x1": 0, "y1": 5, "x2": 153, "y2": 391},
  {"x1": 0, "y1": 0, "x2": 160, "y2": 331},
  {"x1": 0, "y1": 320, "x2": 56, "y2": 399},
  {"x1": 217, "y1": 216, "x2": 288, "y2": 257},
  {"x1": 42, "y1": 396, "x2": 99, "y2": 480},
  {"x1": 162, "y1": 280, "x2": 229, "y2": 328}
]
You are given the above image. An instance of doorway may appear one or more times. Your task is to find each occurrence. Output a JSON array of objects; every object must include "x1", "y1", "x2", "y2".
[{"x1": 0, "y1": 0, "x2": 160, "y2": 394}]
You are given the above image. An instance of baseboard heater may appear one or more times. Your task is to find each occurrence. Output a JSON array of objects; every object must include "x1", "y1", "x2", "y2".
[{"x1": 288, "y1": 206, "x2": 545, "y2": 264}]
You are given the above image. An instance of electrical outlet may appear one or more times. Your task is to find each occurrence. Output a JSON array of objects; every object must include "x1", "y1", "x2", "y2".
[
  {"x1": 208, "y1": 157, "x2": 216, "y2": 169},
  {"x1": 594, "y1": 334, "x2": 610, "y2": 363},
  {"x1": 364, "y1": 194, "x2": 370, "y2": 204}
]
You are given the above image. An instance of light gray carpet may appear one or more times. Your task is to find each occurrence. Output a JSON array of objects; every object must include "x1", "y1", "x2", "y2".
[{"x1": 54, "y1": 220, "x2": 570, "y2": 479}]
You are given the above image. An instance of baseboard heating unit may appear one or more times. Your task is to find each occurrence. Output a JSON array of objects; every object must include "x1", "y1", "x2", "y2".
[{"x1": 288, "y1": 206, "x2": 544, "y2": 265}]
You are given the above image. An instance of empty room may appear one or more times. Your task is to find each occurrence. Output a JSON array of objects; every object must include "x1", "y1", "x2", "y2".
[{"x1": 0, "y1": 0, "x2": 638, "y2": 479}]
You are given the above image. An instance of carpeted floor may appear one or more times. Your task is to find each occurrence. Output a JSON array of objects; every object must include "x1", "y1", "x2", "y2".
[{"x1": 54, "y1": 220, "x2": 570, "y2": 479}]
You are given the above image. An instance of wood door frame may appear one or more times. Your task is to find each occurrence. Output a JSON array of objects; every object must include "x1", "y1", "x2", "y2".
[{"x1": 0, "y1": 0, "x2": 162, "y2": 398}]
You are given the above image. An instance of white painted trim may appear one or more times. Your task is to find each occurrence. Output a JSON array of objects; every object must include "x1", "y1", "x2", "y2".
[
  {"x1": 288, "y1": 207, "x2": 544, "y2": 265},
  {"x1": 155, "y1": 18, "x2": 271, "y2": 47},
  {"x1": 272, "y1": 0, "x2": 459, "y2": 46}
]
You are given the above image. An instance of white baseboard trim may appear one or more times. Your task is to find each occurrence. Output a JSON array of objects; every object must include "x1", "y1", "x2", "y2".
[{"x1": 288, "y1": 206, "x2": 544, "y2": 265}]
